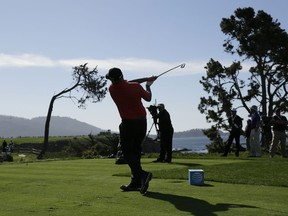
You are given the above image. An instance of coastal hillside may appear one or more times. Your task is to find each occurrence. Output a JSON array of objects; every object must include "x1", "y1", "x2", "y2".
[
  {"x1": 174, "y1": 129, "x2": 205, "y2": 137},
  {"x1": 0, "y1": 115, "x2": 103, "y2": 137},
  {"x1": 0, "y1": 115, "x2": 225, "y2": 138}
]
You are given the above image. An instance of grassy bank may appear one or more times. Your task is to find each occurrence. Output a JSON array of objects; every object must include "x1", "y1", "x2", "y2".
[{"x1": 0, "y1": 155, "x2": 287, "y2": 216}]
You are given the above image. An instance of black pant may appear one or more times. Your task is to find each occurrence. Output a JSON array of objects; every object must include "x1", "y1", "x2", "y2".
[
  {"x1": 158, "y1": 128, "x2": 174, "y2": 162},
  {"x1": 119, "y1": 119, "x2": 147, "y2": 184},
  {"x1": 224, "y1": 131, "x2": 241, "y2": 155}
]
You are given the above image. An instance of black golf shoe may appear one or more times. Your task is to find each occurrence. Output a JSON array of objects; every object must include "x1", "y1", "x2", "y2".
[
  {"x1": 140, "y1": 172, "x2": 152, "y2": 194},
  {"x1": 120, "y1": 183, "x2": 141, "y2": 192}
]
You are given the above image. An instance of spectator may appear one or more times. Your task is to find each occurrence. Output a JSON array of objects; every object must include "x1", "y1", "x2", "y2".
[
  {"x1": 269, "y1": 108, "x2": 288, "y2": 158},
  {"x1": 249, "y1": 105, "x2": 261, "y2": 157},
  {"x1": 2, "y1": 140, "x2": 7, "y2": 152},
  {"x1": 153, "y1": 103, "x2": 174, "y2": 163},
  {"x1": 244, "y1": 119, "x2": 252, "y2": 151},
  {"x1": 8, "y1": 140, "x2": 14, "y2": 153}
]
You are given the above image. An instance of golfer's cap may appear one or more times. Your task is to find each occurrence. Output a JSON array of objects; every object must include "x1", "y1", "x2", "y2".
[
  {"x1": 251, "y1": 105, "x2": 258, "y2": 111},
  {"x1": 106, "y1": 68, "x2": 123, "y2": 80},
  {"x1": 231, "y1": 108, "x2": 237, "y2": 112},
  {"x1": 157, "y1": 103, "x2": 165, "y2": 109}
]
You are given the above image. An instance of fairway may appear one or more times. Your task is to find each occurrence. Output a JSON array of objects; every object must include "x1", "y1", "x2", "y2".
[{"x1": 0, "y1": 158, "x2": 287, "y2": 216}]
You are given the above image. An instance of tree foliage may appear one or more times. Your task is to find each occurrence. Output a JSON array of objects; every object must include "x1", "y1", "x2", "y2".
[
  {"x1": 198, "y1": 7, "x2": 288, "y2": 152},
  {"x1": 65, "y1": 133, "x2": 119, "y2": 158},
  {"x1": 38, "y1": 63, "x2": 107, "y2": 159}
]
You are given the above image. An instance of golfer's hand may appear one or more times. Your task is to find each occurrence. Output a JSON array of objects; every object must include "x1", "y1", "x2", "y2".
[{"x1": 146, "y1": 76, "x2": 157, "y2": 86}]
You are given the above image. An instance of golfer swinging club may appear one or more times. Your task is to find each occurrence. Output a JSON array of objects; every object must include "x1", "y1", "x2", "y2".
[{"x1": 106, "y1": 67, "x2": 156, "y2": 194}]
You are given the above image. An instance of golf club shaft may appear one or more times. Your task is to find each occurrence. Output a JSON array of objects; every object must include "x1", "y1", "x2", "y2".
[
  {"x1": 156, "y1": 63, "x2": 185, "y2": 78},
  {"x1": 129, "y1": 63, "x2": 185, "y2": 83}
]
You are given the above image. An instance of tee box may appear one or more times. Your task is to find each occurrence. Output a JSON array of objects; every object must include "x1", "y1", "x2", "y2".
[{"x1": 188, "y1": 169, "x2": 204, "y2": 186}]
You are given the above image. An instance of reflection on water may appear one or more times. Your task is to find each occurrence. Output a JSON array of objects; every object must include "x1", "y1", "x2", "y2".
[{"x1": 173, "y1": 136, "x2": 246, "y2": 153}]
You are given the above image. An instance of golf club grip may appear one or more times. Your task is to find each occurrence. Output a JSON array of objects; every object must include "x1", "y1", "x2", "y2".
[
  {"x1": 129, "y1": 76, "x2": 157, "y2": 83},
  {"x1": 129, "y1": 77, "x2": 149, "y2": 83}
]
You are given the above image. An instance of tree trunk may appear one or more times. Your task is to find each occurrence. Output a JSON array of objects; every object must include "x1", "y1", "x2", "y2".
[
  {"x1": 261, "y1": 73, "x2": 267, "y2": 116},
  {"x1": 37, "y1": 95, "x2": 57, "y2": 159},
  {"x1": 37, "y1": 81, "x2": 80, "y2": 159}
]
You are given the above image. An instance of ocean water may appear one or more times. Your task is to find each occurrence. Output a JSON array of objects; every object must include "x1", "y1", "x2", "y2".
[
  {"x1": 173, "y1": 136, "x2": 246, "y2": 153},
  {"x1": 172, "y1": 137, "x2": 210, "y2": 153}
]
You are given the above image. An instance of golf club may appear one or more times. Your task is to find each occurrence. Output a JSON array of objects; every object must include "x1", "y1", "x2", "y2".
[{"x1": 129, "y1": 63, "x2": 186, "y2": 83}]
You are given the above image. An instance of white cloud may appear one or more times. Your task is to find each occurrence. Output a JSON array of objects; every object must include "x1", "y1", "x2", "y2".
[
  {"x1": 1, "y1": 53, "x2": 254, "y2": 77},
  {"x1": 58, "y1": 58, "x2": 197, "y2": 76},
  {"x1": 0, "y1": 53, "x2": 55, "y2": 67},
  {"x1": 55, "y1": 57, "x2": 208, "y2": 77}
]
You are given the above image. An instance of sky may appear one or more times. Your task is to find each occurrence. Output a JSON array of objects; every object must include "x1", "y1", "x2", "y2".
[{"x1": 0, "y1": 0, "x2": 287, "y2": 134}]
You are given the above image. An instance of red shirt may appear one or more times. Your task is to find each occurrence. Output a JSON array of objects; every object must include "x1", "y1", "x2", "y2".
[{"x1": 109, "y1": 80, "x2": 151, "y2": 120}]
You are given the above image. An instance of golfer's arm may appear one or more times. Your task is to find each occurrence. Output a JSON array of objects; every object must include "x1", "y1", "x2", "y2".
[
  {"x1": 129, "y1": 78, "x2": 148, "y2": 83},
  {"x1": 145, "y1": 85, "x2": 152, "y2": 102}
]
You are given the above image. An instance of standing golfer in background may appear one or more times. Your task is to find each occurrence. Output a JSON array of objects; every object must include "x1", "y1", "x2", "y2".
[
  {"x1": 222, "y1": 108, "x2": 243, "y2": 157},
  {"x1": 106, "y1": 67, "x2": 155, "y2": 194}
]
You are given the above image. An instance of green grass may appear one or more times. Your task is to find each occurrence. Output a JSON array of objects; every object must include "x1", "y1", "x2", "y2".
[{"x1": 1, "y1": 155, "x2": 288, "y2": 216}]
